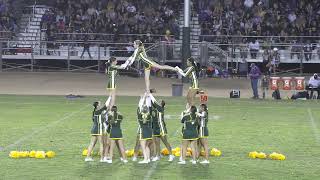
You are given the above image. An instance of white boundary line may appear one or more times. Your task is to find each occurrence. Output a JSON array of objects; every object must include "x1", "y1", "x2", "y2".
[
  {"x1": 307, "y1": 108, "x2": 320, "y2": 144},
  {"x1": 3, "y1": 104, "x2": 90, "y2": 151},
  {"x1": 0, "y1": 101, "x2": 317, "y2": 110},
  {"x1": 143, "y1": 127, "x2": 180, "y2": 180}
]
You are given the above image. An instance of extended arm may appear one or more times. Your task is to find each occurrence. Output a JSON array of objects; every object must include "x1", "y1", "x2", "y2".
[{"x1": 175, "y1": 66, "x2": 193, "y2": 77}]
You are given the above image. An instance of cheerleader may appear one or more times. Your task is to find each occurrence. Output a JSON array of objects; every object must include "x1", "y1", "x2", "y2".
[
  {"x1": 123, "y1": 40, "x2": 177, "y2": 93},
  {"x1": 197, "y1": 104, "x2": 210, "y2": 164},
  {"x1": 105, "y1": 106, "x2": 128, "y2": 163},
  {"x1": 137, "y1": 95, "x2": 153, "y2": 164},
  {"x1": 175, "y1": 57, "x2": 200, "y2": 109},
  {"x1": 105, "y1": 56, "x2": 126, "y2": 108},
  {"x1": 85, "y1": 100, "x2": 109, "y2": 162},
  {"x1": 149, "y1": 93, "x2": 175, "y2": 162},
  {"x1": 178, "y1": 106, "x2": 199, "y2": 165}
]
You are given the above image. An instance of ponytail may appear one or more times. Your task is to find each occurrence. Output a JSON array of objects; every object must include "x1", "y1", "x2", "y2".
[
  {"x1": 161, "y1": 100, "x2": 165, "y2": 108},
  {"x1": 200, "y1": 104, "x2": 208, "y2": 115}
]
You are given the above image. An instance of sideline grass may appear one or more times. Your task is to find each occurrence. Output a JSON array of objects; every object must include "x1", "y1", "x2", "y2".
[{"x1": 0, "y1": 95, "x2": 320, "y2": 179}]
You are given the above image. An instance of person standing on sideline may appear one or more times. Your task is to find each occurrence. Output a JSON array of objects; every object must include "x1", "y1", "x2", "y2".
[
  {"x1": 308, "y1": 73, "x2": 320, "y2": 99},
  {"x1": 249, "y1": 63, "x2": 261, "y2": 99},
  {"x1": 80, "y1": 36, "x2": 92, "y2": 59}
]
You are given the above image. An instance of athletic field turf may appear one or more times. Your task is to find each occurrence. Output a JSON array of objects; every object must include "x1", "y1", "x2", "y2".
[{"x1": 0, "y1": 95, "x2": 320, "y2": 180}]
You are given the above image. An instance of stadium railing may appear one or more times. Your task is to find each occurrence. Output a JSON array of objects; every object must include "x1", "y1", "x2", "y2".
[{"x1": 1, "y1": 35, "x2": 320, "y2": 73}]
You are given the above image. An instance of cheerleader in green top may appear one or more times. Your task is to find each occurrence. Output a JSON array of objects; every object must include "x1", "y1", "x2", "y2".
[
  {"x1": 136, "y1": 94, "x2": 153, "y2": 164},
  {"x1": 105, "y1": 57, "x2": 126, "y2": 108},
  {"x1": 132, "y1": 94, "x2": 150, "y2": 162},
  {"x1": 175, "y1": 57, "x2": 200, "y2": 109},
  {"x1": 123, "y1": 40, "x2": 177, "y2": 93},
  {"x1": 105, "y1": 106, "x2": 128, "y2": 163},
  {"x1": 178, "y1": 106, "x2": 199, "y2": 165},
  {"x1": 85, "y1": 100, "x2": 109, "y2": 162},
  {"x1": 196, "y1": 104, "x2": 210, "y2": 164},
  {"x1": 149, "y1": 93, "x2": 175, "y2": 162}
]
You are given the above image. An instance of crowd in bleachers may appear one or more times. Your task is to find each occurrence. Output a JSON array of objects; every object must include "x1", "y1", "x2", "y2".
[
  {"x1": 197, "y1": 0, "x2": 320, "y2": 39},
  {"x1": 0, "y1": 0, "x2": 18, "y2": 38},
  {"x1": 41, "y1": 0, "x2": 181, "y2": 43},
  {"x1": 195, "y1": 0, "x2": 320, "y2": 61}
]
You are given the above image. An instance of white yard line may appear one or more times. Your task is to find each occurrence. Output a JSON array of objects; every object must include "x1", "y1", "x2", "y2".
[
  {"x1": 3, "y1": 104, "x2": 90, "y2": 151},
  {"x1": 0, "y1": 101, "x2": 311, "y2": 110},
  {"x1": 165, "y1": 114, "x2": 220, "y2": 121},
  {"x1": 143, "y1": 127, "x2": 180, "y2": 180},
  {"x1": 307, "y1": 108, "x2": 320, "y2": 144}
]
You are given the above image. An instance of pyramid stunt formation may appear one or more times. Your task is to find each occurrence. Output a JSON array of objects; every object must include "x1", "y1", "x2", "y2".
[{"x1": 84, "y1": 40, "x2": 211, "y2": 165}]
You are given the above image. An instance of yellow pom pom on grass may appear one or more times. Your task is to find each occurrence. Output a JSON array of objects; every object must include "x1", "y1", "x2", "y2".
[
  {"x1": 161, "y1": 148, "x2": 170, "y2": 156},
  {"x1": 174, "y1": 151, "x2": 181, "y2": 157},
  {"x1": 210, "y1": 148, "x2": 222, "y2": 157},
  {"x1": 46, "y1": 151, "x2": 56, "y2": 158},
  {"x1": 278, "y1": 154, "x2": 286, "y2": 160},
  {"x1": 248, "y1": 151, "x2": 258, "y2": 159},
  {"x1": 9, "y1": 151, "x2": 19, "y2": 158},
  {"x1": 35, "y1": 151, "x2": 46, "y2": 159},
  {"x1": 19, "y1": 151, "x2": 29, "y2": 158},
  {"x1": 125, "y1": 149, "x2": 134, "y2": 157},
  {"x1": 256, "y1": 152, "x2": 267, "y2": 159},
  {"x1": 82, "y1": 149, "x2": 88, "y2": 156},
  {"x1": 29, "y1": 150, "x2": 36, "y2": 158}
]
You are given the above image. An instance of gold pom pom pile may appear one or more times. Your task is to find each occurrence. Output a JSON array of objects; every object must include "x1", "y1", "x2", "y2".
[
  {"x1": 269, "y1": 152, "x2": 286, "y2": 160},
  {"x1": 35, "y1": 151, "x2": 46, "y2": 159},
  {"x1": 161, "y1": 148, "x2": 170, "y2": 156},
  {"x1": 46, "y1": 151, "x2": 56, "y2": 158},
  {"x1": 210, "y1": 148, "x2": 222, "y2": 157},
  {"x1": 125, "y1": 149, "x2": 134, "y2": 157},
  {"x1": 249, "y1": 151, "x2": 286, "y2": 160},
  {"x1": 9, "y1": 150, "x2": 56, "y2": 159}
]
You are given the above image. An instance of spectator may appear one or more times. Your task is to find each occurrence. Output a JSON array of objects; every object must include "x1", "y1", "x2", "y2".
[
  {"x1": 291, "y1": 40, "x2": 303, "y2": 60},
  {"x1": 249, "y1": 39, "x2": 260, "y2": 59},
  {"x1": 249, "y1": 63, "x2": 261, "y2": 99},
  {"x1": 80, "y1": 36, "x2": 92, "y2": 59},
  {"x1": 303, "y1": 40, "x2": 312, "y2": 61},
  {"x1": 244, "y1": 0, "x2": 254, "y2": 9},
  {"x1": 240, "y1": 38, "x2": 248, "y2": 60},
  {"x1": 270, "y1": 48, "x2": 280, "y2": 74},
  {"x1": 307, "y1": 73, "x2": 320, "y2": 99}
]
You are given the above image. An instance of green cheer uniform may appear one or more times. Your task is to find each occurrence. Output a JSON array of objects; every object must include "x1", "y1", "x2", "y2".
[
  {"x1": 91, "y1": 106, "x2": 108, "y2": 136},
  {"x1": 107, "y1": 65, "x2": 119, "y2": 89},
  {"x1": 181, "y1": 113, "x2": 199, "y2": 140},
  {"x1": 183, "y1": 66, "x2": 199, "y2": 90},
  {"x1": 137, "y1": 108, "x2": 153, "y2": 140},
  {"x1": 198, "y1": 111, "x2": 209, "y2": 138},
  {"x1": 131, "y1": 47, "x2": 155, "y2": 70},
  {"x1": 150, "y1": 106, "x2": 160, "y2": 137},
  {"x1": 180, "y1": 110, "x2": 189, "y2": 136},
  {"x1": 108, "y1": 112, "x2": 123, "y2": 140},
  {"x1": 152, "y1": 101, "x2": 167, "y2": 137}
]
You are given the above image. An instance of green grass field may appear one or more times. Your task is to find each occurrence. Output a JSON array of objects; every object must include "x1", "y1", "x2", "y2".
[{"x1": 0, "y1": 94, "x2": 320, "y2": 180}]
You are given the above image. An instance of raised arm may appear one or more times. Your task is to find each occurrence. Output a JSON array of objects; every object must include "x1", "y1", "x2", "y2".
[
  {"x1": 149, "y1": 93, "x2": 162, "y2": 111},
  {"x1": 94, "y1": 106, "x2": 108, "y2": 115}
]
